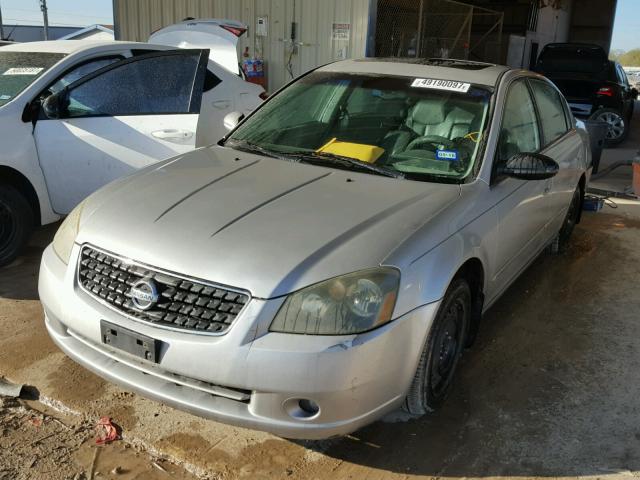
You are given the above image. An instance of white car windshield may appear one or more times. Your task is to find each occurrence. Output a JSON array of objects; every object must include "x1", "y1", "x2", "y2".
[
  {"x1": 227, "y1": 72, "x2": 492, "y2": 183},
  {"x1": 0, "y1": 52, "x2": 65, "y2": 107}
]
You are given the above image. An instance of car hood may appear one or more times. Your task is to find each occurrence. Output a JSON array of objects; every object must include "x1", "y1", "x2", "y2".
[{"x1": 77, "y1": 146, "x2": 461, "y2": 299}]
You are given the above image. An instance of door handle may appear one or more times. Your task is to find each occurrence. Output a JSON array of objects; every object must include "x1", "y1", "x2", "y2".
[
  {"x1": 151, "y1": 129, "x2": 194, "y2": 143},
  {"x1": 212, "y1": 100, "x2": 231, "y2": 109}
]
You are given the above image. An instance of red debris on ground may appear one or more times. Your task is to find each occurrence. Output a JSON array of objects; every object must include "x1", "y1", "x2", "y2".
[{"x1": 95, "y1": 416, "x2": 119, "y2": 445}]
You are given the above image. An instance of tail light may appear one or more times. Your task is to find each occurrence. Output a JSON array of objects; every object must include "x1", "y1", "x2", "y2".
[
  {"x1": 259, "y1": 91, "x2": 269, "y2": 100},
  {"x1": 221, "y1": 25, "x2": 247, "y2": 37},
  {"x1": 597, "y1": 87, "x2": 614, "y2": 97}
]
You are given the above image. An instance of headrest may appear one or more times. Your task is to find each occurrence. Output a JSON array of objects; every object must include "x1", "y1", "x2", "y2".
[{"x1": 411, "y1": 98, "x2": 446, "y2": 126}]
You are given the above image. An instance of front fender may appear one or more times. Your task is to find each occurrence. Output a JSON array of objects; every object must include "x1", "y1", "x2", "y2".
[{"x1": 385, "y1": 183, "x2": 498, "y2": 318}]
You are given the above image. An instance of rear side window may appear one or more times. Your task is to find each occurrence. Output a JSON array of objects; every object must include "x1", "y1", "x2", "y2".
[
  {"x1": 63, "y1": 53, "x2": 203, "y2": 118},
  {"x1": 529, "y1": 80, "x2": 569, "y2": 146}
]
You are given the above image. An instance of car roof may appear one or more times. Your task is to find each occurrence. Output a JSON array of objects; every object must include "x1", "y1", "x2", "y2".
[
  {"x1": 0, "y1": 40, "x2": 145, "y2": 55},
  {"x1": 317, "y1": 58, "x2": 510, "y2": 87}
]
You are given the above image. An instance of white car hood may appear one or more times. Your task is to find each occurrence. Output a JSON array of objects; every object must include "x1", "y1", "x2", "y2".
[{"x1": 149, "y1": 19, "x2": 245, "y2": 75}]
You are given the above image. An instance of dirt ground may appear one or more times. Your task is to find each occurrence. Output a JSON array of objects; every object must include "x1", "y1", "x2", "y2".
[
  {"x1": 2, "y1": 127, "x2": 640, "y2": 479},
  {"x1": 0, "y1": 395, "x2": 197, "y2": 480}
]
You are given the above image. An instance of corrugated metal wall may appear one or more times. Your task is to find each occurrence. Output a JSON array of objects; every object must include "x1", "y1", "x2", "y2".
[{"x1": 113, "y1": 0, "x2": 372, "y2": 92}]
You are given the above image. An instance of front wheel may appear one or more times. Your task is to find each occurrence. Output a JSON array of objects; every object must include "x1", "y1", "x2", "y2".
[
  {"x1": 550, "y1": 186, "x2": 581, "y2": 255},
  {"x1": 590, "y1": 108, "x2": 628, "y2": 146},
  {"x1": 403, "y1": 278, "x2": 471, "y2": 415},
  {"x1": 0, "y1": 184, "x2": 34, "y2": 267}
]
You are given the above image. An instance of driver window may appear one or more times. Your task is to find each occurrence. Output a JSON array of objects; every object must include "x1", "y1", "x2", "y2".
[
  {"x1": 48, "y1": 56, "x2": 122, "y2": 94},
  {"x1": 496, "y1": 80, "x2": 540, "y2": 165}
]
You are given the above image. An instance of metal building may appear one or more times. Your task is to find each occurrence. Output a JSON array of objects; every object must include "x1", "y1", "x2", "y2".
[
  {"x1": 113, "y1": 0, "x2": 618, "y2": 92},
  {"x1": 113, "y1": 0, "x2": 373, "y2": 92}
]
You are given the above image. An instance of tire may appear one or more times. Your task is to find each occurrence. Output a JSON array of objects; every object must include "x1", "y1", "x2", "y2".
[
  {"x1": 549, "y1": 186, "x2": 581, "y2": 255},
  {"x1": 0, "y1": 184, "x2": 34, "y2": 267},
  {"x1": 403, "y1": 278, "x2": 471, "y2": 415},
  {"x1": 590, "y1": 108, "x2": 628, "y2": 146}
]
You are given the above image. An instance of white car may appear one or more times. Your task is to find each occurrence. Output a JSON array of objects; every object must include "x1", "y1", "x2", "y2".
[{"x1": 0, "y1": 19, "x2": 264, "y2": 266}]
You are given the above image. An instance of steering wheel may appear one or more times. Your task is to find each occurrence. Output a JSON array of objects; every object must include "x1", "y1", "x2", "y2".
[{"x1": 405, "y1": 135, "x2": 456, "y2": 151}]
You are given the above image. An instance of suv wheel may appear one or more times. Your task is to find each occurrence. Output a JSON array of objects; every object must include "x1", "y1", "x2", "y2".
[
  {"x1": 0, "y1": 184, "x2": 34, "y2": 267},
  {"x1": 590, "y1": 108, "x2": 628, "y2": 146},
  {"x1": 403, "y1": 278, "x2": 470, "y2": 415}
]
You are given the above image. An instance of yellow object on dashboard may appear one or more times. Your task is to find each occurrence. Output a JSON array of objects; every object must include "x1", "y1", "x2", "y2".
[{"x1": 316, "y1": 138, "x2": 385, "y2": 163}]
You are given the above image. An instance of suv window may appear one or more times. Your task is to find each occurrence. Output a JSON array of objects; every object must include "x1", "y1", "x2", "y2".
[
  {"x1": 529, "y1": 79, "x2": 569, "y2": 146},
  {"x1": 63, "y1": 52, "x2": 203, "y2": 118},
  {"x1": 616, "y1": 64, "x2": 629, "y2": 86},
  {"x1": 496, "y1": 79, "x2": 540, "y2": 166}
]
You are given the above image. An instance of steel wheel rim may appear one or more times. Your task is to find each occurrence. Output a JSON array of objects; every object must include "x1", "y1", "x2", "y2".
[
  {"x1": 596, "y1": 111, "x2": 625, "y2": 140},
  {"x1": 430, "y1": 299, "x2": 464, "y2": 397},
  {"x1": 0, "y1": 201, "x2": 17, "y2": 254}
]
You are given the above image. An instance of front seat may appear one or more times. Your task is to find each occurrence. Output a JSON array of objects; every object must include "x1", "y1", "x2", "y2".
[{"x1": 381, "y1": 98, "x2": 447, "y2": 155}]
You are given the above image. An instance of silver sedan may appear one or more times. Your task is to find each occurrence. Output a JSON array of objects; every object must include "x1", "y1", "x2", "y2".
[{"x1": 39, "y1": 58, "x2": 591, "y2": 439}]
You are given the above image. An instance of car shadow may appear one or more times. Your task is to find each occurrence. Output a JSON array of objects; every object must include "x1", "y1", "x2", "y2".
[
  {"x1": 298, "y1": 217, "x2": 640, "y2": 477},
  {"x1": 0, "y1": 223, "x2": 57, "y2": 301}
]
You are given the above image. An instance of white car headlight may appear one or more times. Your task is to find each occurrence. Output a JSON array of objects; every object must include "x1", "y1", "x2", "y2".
[
  {"x1": 53, "y1": 201, "x2": 85, "y2": 265},
  {"x1": 270, "y1": 268, "x2": 400, "y2": 335}
]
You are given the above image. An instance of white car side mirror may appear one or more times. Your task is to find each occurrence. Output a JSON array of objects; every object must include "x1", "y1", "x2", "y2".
[{"x1": 223, "y1": 111, "x2": 244, "y2": 131}]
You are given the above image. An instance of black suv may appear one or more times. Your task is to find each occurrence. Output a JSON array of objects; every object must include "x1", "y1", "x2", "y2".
[{"x1": 535, "y1": 43, "x2": 638, "y2": 146}]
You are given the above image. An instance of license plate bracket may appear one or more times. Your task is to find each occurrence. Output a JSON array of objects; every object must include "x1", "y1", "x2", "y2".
[{"x1": 100, "y1": 320, "x2": 159, "y2": 363}]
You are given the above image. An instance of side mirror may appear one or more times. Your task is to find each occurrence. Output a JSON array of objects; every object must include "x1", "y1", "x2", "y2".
[
  {"x1": 42, "y1": 93, "x2": 63, "y2": 119},
  {"x1": 498, "y1": 152, "x2": 559, "y2": 180},
  {"x1": 223, "y1": 111, "x2": 244, "y2": 131},
  {"x1": 632, "y1": 88, "x2": 639, "y2": 100}
]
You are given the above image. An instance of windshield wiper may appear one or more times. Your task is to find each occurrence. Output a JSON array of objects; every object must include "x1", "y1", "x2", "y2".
[
  {"x1": 225, "y1": 139, "x2": 289, "y2": 160},
  {"x1": 283, "y1": 151, "x2": 404, "y2": 179}
]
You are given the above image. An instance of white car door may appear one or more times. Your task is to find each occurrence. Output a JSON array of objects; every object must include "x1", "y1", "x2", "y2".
[{"x1": 33, "y1": 49, "x2": 209, "y2": 214}]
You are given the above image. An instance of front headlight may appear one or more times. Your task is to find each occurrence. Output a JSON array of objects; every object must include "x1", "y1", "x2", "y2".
[
  {"x1": 270, "y1": 268, "x2": 400, "y2": 335},
  {"x1": 53, "y1": 201, "x2": 85, "y2": 264}
]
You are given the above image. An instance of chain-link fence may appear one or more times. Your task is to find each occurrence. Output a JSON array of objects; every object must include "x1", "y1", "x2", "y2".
[{"x1": 374, "y1": 0, "x2": 504, "y2": 63}]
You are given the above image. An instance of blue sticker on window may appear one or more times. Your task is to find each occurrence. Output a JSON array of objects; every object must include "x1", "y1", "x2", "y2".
[{"x1": 436, "y1": 150, "x2": 459, "y2": 161}]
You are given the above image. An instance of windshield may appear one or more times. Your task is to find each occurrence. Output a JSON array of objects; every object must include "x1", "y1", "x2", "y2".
[
  {"x1": 227, "y1": 72, "x2": 492, "y2": 183},
  {"x1": 0, "y1": 52, "x2": 65, "y2": 107}
]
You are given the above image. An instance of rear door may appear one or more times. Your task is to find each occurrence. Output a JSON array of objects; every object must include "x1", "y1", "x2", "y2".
[
  {"x1": 615, "y1": 63, "x2": 635, "y2": 117},
  {"x1": 34, "y1": 49, "x2": 209, "y2": 214},
  {"x1": 528, "y1": 78, "x2": 580, "y2": 235}
]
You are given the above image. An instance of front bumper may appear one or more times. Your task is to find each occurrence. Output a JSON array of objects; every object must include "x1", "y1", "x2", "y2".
[{"x1": 39, "y1": 243, "x2": 439, "y2": 439}]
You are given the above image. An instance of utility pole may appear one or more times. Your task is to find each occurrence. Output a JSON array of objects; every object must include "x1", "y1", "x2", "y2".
[
  {"x1": 40, "y1": 0, "x2": 49, "y2": 40},
  {"x1": 0, "y1": 1, "x2": 5, "y2": 41}
]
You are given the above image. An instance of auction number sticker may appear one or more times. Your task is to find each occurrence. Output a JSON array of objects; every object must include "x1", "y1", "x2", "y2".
[
  {"x1": 411, "y1": 78, "x2": 471, "y2": 93},
  {"x1": 2, "y1": 67, "x2": 44, "y2": 76}
]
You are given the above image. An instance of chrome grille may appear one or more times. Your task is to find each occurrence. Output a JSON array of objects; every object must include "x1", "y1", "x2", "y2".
[{"x1": 77, "y1": 246, "x2": 249, "y2": 335}]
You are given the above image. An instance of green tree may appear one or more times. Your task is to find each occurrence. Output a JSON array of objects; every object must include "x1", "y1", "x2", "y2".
[
  {"x1": 618, "y1": 49, "x2": 640, "y2": 66},
  {"x1": 610, "y1": 49, "x2": 625, "y2": 62}
]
